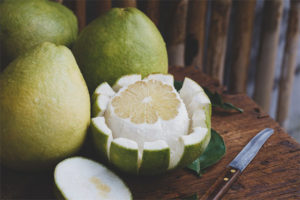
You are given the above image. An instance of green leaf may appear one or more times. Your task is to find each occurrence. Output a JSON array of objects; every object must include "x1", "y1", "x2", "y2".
[
  {"x1": 186, "y1": 129, "x2": 226, "y2": 176},
  {"x1": 186, "y1": 157, "x2": 201, "y2": 176}
]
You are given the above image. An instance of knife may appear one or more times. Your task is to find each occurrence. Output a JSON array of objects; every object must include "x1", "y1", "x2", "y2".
[{"x1": 200, "y1": 128, "x2": 274, "y2": 200}]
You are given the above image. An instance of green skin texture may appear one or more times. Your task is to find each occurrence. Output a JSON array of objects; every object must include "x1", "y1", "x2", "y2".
[
  {"x1": 72, "y1": 8, "x2": 168, "y2": 93},
  {"x1": 0, "y1": 42, "x2": 90, "y2": 171},
  {"x1": 0, "y1": 0, "x2": 78, "y2": 69}
]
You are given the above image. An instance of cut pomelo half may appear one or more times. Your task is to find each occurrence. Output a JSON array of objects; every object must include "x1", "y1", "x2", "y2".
[
  {"x1": 54, "y1": 157, "x2": 132, "y2": 200},
  {"x1": 91, "y1": 74, "x2": 211, "y2": 175}
]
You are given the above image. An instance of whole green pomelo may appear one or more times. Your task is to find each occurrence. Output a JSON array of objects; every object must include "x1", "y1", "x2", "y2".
[
  {"x1": 0, "y1": 42, "x2": 90, "y2": 171},
  {"x1": 72, "y1": 7, "x2": 168, "y2": 92},
  {"x1": 0, "y1": 0, "x2": 78, "y2": 69}
]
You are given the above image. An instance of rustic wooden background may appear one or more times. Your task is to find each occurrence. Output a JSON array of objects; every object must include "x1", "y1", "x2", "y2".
[{"x1": 57, "y1": 0, "x2": 300, "y2": 131}]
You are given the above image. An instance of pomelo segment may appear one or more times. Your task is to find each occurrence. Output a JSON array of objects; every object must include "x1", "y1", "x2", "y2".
[
  {"x1": 109, "y1": 138, "x2": 139, "y2": 174},
  {"x1": 177, "y1": 127, "x2": 210, "y2": 168},
  {"x1": 144, "y1": 74, "x2": 174, "y2": 86},
  {"x1": 139, "y1": 140, "x2": 170, "y2": 175},
  {"x1": 54, "y1": 157, "x2": 132, "y2": 200},
  {"x1": 92, "y1": 82, "x2": 115, "y2": 103},
  {"x1": 91, "y1": 117, "x2": 113, "y2": 159},
  {"x1": 112, "y1": 74, "x2": 141, "y2": 92}
]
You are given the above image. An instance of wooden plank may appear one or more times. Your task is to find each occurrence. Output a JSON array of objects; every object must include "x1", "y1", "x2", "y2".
[
  {"x1": 228, "y1": 0, "x2": 256, "y2": 93},
  {"x1": 253, "y1": 0, "x2": 283, "y2": 112},
  {"x1": 114, "y1": 0, "x2": 137, "y2": 7},
  {"x1": 276, "y1": 0, "x2": 300, "y2": 126},
  {"x1": 185, "y1": 0, "x2": 207, "y2": 71},
  {"x1": 144, "y1": 0, "x2": 160, "y2": 26},
  {"x1": 1, "y1": 66, "x2": 299, "y2": 199},
  {"x1": 75, "y1": 0, "x2": 86, "y2": 31},
  {"x1": 206, "y1": 0, "x2": 232, "y2": 83},
  {"x1": 96, "y1": 0, "x2": 112, "y2": 16},
  {"x1": 166, "y1": 0, "x2": 189, "y2": 67}
]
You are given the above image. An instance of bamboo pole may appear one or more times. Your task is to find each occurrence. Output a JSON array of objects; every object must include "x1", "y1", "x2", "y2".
[
  {"x1": 96, "y1": 0, "x2": 112, "y2": 16},
  {"x1": 185, "y1": 0, "x2": 207, "y2": 70},
  {"x1": 205, "y1": 0, "x2": 232, "y2": 83},
  {"x1": 114, "y1": 0, "x2": 137, "y2": 7},
  {"x1": 75, "y1": 0, "x2": 86, "y2": 31},
  {"x1": 276, "y1": 0, "x2": 300, "y2": 126},
  {"x1": 228, "y1": 0, "x2": 256, "y2": 93},
  {"x1": 253, "y1": 0, "x2": 283, "y2": 113},
  {"x1": 167, "y1": 0, "x2": 189, "y2": 67},
  {"x1": 144, "y1": 0, "x2": 160, "y2": 26}
]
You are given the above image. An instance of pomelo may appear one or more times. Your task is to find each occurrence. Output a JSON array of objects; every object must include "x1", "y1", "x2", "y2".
[
  {"x1": 0, "y1": 0, "x2": 78, "y2": 69},
  {"x1": 91, "y1": 74, "x2": 211, "y2": 175},
  {"x1": 72, "y1": 8, "x2": 168, "y2": 92},
  {"x1": 0, "y1": 42, "x2": 90, "y2": 171}
]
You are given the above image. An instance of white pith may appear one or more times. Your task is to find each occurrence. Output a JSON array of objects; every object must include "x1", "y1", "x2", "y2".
[
  {"x1": 92, "y1": 75, "x2": 211, "y2": 171},
  {"x1": 112, "y1": 74, "x2": 141, "y2": 92},
  {"x1": 54, "y1": 157, "x2": 131, "y2": 200}
]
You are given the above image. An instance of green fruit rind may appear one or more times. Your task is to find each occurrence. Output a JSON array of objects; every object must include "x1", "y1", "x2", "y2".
[
  {"x1": 72, "y1": 7, "x2": 168, "y2": 92},
  {"x1": 109, "y1": 138, "x2": 139, "y2": 174},
  {"x1": 139, "y1": 140, "x2": 170, "y2": 175},
  {"x1": 92, "y1": 94, "x2": 110, "y2": 117},
  {"x1": 177, "y1": 127, "x2": 211, "y2": 168},
  {"x1": 112, "y1": 74, "x2": 141, "y2": 92},
  {"x1": 90, "y1": 117, "x2": 112, "y2": 159},
  {"x1": 0, "y1": 42, "x2": 90, "y2": 171}
]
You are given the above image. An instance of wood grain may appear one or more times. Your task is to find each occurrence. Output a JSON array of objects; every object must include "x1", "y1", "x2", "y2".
[
  {"x1": 253, "y1": 0, "x2": 283, "y2": 113},
  {"x1": 1, "y1": 66, "x2": 300, "y2": 199},
  {"x1": 185, "y1": 0, "x2": 207, "y2": 71},
  {"x1": 166, "y1": 0, "x2": 189, "y2": 67},
  {"x1": 228, "y1": 0, "x2": 256, "y2": 93},
  {"x1": 276, "y1": 0, "x2": 300, "y2": 126},
  {"x1": 206, "y1": 0, "x2": 232, "y2": 83}
]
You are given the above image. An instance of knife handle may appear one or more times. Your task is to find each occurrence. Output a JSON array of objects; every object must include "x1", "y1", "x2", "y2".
[{"x1": 200, "y1": 166, "x2": 241, "y2": 200}]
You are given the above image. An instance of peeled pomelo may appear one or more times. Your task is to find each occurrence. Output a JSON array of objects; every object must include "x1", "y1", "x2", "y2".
[
  {"x1": 91, "y1": 74, "x2": 211, "y2": 175},
  {"x1": 0, "y1": 42, "x2": 90, "y2": 171},
  {"x1": 54, "y1": 157, "x2": 132, "y2": 200},
  {"x1": 72, "y1": 8, "x2": 168, "y2": 92}
]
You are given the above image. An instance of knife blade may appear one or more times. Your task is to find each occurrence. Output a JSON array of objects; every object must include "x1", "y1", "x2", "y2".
[{"x1": 200, "y1": 128, "x2": 274, "y2": 200}]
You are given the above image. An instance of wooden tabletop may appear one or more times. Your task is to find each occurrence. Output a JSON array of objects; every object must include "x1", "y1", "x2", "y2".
[{"x1": 1, "y1": 66, "x2": 300, "y2": 199}]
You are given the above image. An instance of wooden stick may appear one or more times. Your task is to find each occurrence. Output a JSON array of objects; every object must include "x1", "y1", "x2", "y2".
[
  {"x1": 205, "y1": 0, "x2": 232, "y2": 83},
  {"x1": 114, "y1": 0, "x2": 137, "y2": 8},
  {"x1": 144, "y1": 0, "x2": 160, "y2": 26},
  {"x1": 228, "y1": 0, "x2": 256, "y2": 93},
  {"x1": 276, "y1": 0, "x2": 300, "y2": 126},
  {"x1": 185, "y1": 0, "x2": 207, "y2": 71},
  {"x1": 253, "y1": 0, "x2": 283, "y2": 113},
  {"x1": 97, "y1": 0, "x2": 112, "y2": 16},
  {"x1": 56, "y1": 0, "x2": 63, "y2": 3},
  {"x1": 75, "y1": 0, "x2": 86, "y2": 31},
  {"x1": 167, "y1": 0, "x2": 189, "y2": 67}
]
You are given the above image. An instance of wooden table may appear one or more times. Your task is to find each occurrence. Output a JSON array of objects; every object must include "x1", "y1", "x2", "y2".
[{"x1": 1, "y1": 66, "x2": 300, "y2": 199}]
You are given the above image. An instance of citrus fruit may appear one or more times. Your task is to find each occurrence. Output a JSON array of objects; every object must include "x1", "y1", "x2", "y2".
[
  {"x1": 0, "y1": 42, "x2": 90, "y2": 171},
  {"x1": 0, "y1": 0, "x2": 78, "y2": 69},
  {"x1": 54, "y1": 157, "x2": 132, "y2": 200},
  {"x1": 72, "y1": 8, "x2": 168, "y2": 92},
  {"x1": 91, "y1": 74, "x2": 211, "y2": 175}
]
